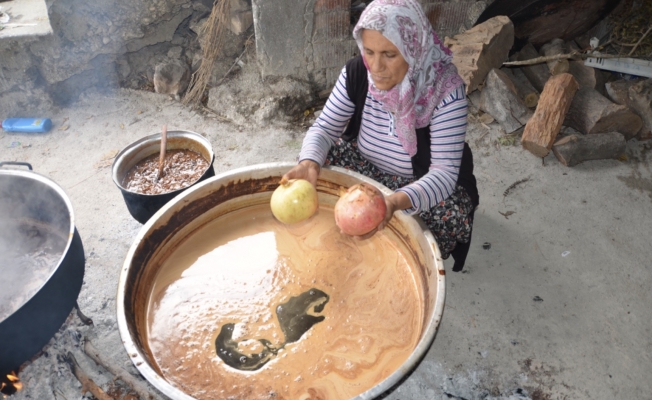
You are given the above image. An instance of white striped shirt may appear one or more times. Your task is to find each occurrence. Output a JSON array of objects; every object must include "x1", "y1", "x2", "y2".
[{"x1": 299, "y1": 67, "x2": 468, "y2": 215}]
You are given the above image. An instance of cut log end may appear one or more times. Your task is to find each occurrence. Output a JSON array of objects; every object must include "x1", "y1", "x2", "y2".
[
  {"x1": 522, "y1": 141, "x2": 552, "y2": 158},
  {"x1": 552, "y1": 132, "x2": 626, "y2": 167},
  {"x1": 524, "y1": 93, "x2": 539, "y2": 108}
]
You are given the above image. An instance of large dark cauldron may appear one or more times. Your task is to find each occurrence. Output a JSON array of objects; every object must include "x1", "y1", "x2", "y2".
[{"x1": 0, "y1": 162, "x2": 85, "y2": 376}]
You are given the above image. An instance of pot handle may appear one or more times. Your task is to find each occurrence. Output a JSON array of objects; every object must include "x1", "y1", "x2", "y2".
[{"x1": 0, "y1": 161, "x2": 33, "y2": 170}]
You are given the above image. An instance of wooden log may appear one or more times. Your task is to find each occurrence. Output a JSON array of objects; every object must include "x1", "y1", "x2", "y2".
[
  {"x1": 444, "y1": 15, "x2": 514, "y2": 94},
  {"x1": 62, "y1": 352, "x2": 115, "y2": 400},
  {"x1": 605, "y1": 79, "x2": 632, "y2": 105},
  {"x1": 567, "y1": 60, "x2": 609, "y2": 96},
  {"x1": 630, "y1": 79, "x2": 652, "y2": 140},
  {"x1": 84, "y1": 340, "x2": 159, "y2": 400},
  {"x1": 514, "y1": 42, "x2": 551, "y2": 92},
  {"x1": 521, "y1": 73, "x2": 579, "y2": 157},
  {"x1": 605, "y1": 79, "x2": 652, "y2": 140},
  {"x1": 502, "y1": 67, "x2": 539, "y2": 108},
  {"x1": 552, "y1": 132, "x2": 626, "y2": 166},
  {"x1": 540, "y1": 38, "x2": 569, "y2": 75},
  {"x1": 566, "y1": 40, "x2": 608, "y2": 96},
  {"x1": 480, "y1": 68, "x2": 533, "y2": 133},
  {"x1": 564, "y1": 87, "x2": 643, "y2": 140}
]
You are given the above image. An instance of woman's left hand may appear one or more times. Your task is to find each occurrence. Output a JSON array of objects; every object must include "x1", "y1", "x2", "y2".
[{"x1": 350, "y1": 191, "x2": 412, "y2": 240}]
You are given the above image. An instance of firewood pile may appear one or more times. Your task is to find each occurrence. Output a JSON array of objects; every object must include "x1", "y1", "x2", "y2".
[{"x1": 445, "y1": 4, "x2": 652, "y2": 167}]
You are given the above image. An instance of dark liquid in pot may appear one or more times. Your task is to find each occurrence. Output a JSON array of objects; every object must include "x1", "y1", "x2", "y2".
[
  {"x1": 0, "y1": 220, "x2": 66, "y2": 321},
  {"x1": 146, "y1": 204, "x2": 423, "y2": 399},
  {"x1": 122, "y1": 149, "x2": 208, "y2": 195}
]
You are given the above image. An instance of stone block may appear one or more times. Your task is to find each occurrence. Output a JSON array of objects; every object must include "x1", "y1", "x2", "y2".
[
  {"x1": 314, "y1": 40, "x2": 357, "y2": 69},
  {"x1": 444, "y1": 15, "x2": 514, "y2": 94},
  {"x1": 253, "y1": 0, "x2": 306, "y2": 79},
  {"x1": 252, "y1": 0, "x2": 352, "y2": 87}
]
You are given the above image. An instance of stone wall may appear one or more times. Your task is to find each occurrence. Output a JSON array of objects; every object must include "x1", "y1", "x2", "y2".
[
  {"x1": 251, "y1": 0, "x2": 356, "y2": 90},
  {"x1": 0, "y1": 0, "x2": 490, "y2": 119},
  {"x1": 0, "y1": 0, "x2": 249, "y2": 118},
  {"x1": 252, "y1": 0, "x2": 491, "y2": 90}
]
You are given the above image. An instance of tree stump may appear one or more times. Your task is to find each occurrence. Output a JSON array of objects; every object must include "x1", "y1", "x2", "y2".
[
  {"x1": 552, "y1": 132, "x2": 626, "y2": 166},
  {"x1": 564, "y1": 87, "x2": 643, "y2": 140},
  {"x1": 521, "y1": 73, "x2": 579, "y2": 157}
]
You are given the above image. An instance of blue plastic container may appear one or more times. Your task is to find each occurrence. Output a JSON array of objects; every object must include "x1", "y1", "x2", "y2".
[{"x1": 2, "y1": 118, "x2": 53, "y2": 133}]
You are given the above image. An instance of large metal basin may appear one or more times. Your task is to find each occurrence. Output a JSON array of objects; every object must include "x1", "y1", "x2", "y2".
[{"x1": 116, "y1": 162, "x2": 446, "y2": 399}]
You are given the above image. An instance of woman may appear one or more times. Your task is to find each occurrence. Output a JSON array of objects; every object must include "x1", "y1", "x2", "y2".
[{"x1": 283, "y1": 0, "x2": 479, "y2": 271}]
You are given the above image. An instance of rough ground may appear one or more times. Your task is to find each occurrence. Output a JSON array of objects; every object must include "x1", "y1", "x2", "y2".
[{"x1": 1, "y1": 76, "x2": 651, "y2": 400}]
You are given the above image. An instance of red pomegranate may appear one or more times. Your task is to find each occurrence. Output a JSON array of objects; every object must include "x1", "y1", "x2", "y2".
[{"x1": 334, "y1": 182, "x2": 387, "y2": 236}]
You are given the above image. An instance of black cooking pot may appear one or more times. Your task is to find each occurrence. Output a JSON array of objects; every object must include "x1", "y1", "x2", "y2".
[
  {"x1": 111, "y1": 130, "x2": 216, "y2": 224},
  {"x1": 0, "y1": 162, "x2": 85, "y2": 376}
]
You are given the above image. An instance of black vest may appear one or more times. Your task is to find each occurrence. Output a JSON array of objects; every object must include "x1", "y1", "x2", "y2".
[{"x1": 341, "y1": 55, "x2": 479, "y2": 207}]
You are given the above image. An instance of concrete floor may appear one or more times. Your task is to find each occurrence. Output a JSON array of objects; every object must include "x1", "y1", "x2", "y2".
[
  {"x1": 0, "y1": 0, "x2": 53, "y2": 39},
  {"x1": 2, "y1": 87, "x2": 651, "y2": 400}
]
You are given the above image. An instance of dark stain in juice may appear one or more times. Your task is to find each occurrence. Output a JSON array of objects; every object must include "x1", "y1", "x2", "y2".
[
  {"x1": 276, "y1": 288, "x2": 329, "y2": 343},
  {"x1": 215, "y1": 288, "x2": 330, "y2": 371},
  {"x1": 214, "y1": 324, "x2": 278, "y2": 371}
]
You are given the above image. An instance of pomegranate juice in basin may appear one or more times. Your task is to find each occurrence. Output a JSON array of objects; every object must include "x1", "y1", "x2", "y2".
[{"x1": 146, "y1": 204, "x2": 424, "y2": 399}]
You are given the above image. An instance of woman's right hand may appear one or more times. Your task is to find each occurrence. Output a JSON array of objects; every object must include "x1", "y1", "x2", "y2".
[{"x1": 281, "y1": 159, "x2": 321, "y2": 187}]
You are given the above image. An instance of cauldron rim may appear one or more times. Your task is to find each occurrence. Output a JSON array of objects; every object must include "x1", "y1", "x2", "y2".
[
  {"x1": 116, "y1": 162, "x2": 446, "y2": 400},
  {"x1": 0, "y1": 167, "x2": 76, "y2": 320}
]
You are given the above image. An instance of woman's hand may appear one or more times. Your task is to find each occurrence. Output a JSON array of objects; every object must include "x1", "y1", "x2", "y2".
[
  {"x1": 281, "y1": 160, "x2": 320, "y2": 187},
  {"x1": 378, "y1": 192, "x2": 411, "y2": 230},
  {"x1": 348, "y1": 191, "x2": 412, "y2": 240}
]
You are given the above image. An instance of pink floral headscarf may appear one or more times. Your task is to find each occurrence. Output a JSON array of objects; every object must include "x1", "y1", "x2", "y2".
[{"x1": 353, "y1": 0, "x2": 464, "y2": 156}]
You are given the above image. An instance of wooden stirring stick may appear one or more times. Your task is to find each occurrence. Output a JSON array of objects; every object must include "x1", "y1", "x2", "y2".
[{"x1": 158, "y1": 124, "x2": 167, "y2": 180}]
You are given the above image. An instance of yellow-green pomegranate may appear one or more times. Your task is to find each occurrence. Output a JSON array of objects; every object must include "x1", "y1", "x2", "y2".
[{"x1": 270, "y1": 178, "x2": 319, "y2": 224}]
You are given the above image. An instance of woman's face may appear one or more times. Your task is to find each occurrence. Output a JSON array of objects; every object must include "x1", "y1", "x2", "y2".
[{"x1": 361, "y1": 29, "x2": 409, "y2": 91}]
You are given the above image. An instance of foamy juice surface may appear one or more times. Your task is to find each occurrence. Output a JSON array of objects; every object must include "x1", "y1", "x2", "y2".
[{"x1": 146, "y1": 204, "x2": 423, "y2": 399}]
